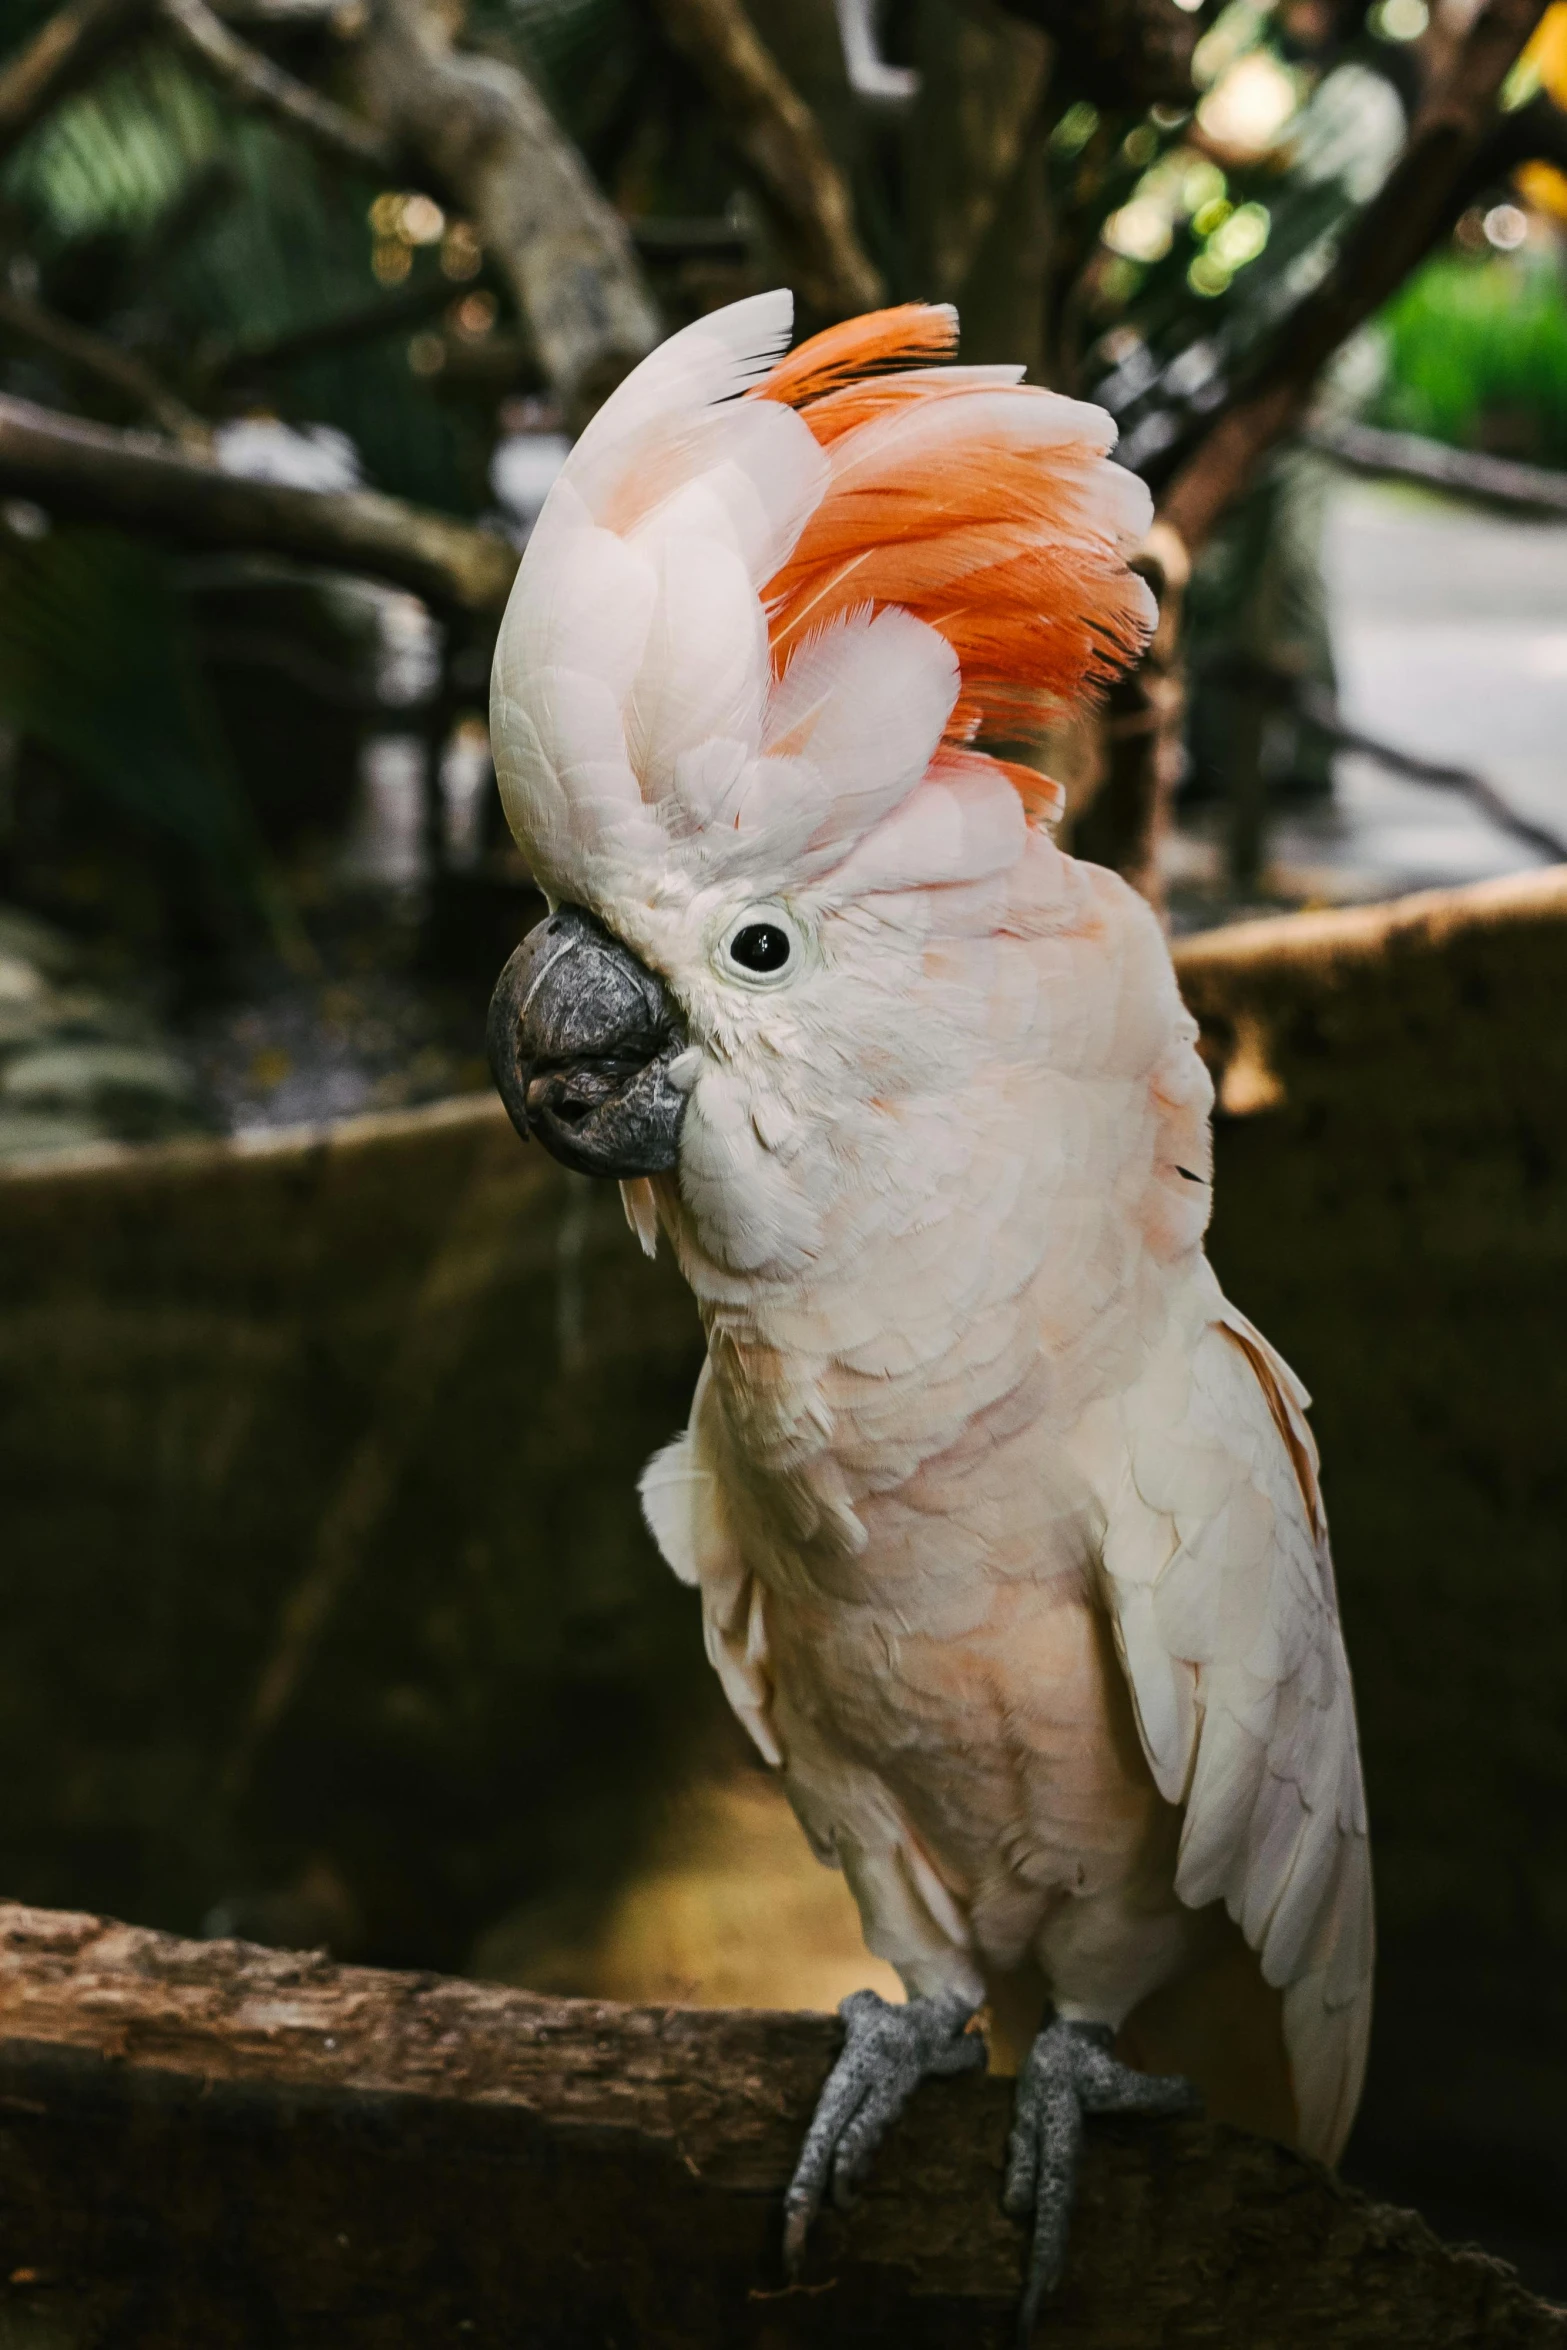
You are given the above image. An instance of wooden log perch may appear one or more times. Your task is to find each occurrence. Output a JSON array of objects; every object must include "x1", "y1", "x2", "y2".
[{"x1": 0, "y1": 1902, "x2": 1560, "y2": 2347}]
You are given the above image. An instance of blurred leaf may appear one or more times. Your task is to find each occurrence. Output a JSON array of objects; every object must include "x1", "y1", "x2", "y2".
[
  {"x1": 4, "y1": 43, "x2": 485, "y2": 510},
  {"x1": 0, "y1": 524, "x2": 299, "y2": 949},
  {"x1": 1055, "y1": 47, "x2": 1411, "y2": 457},
  {"x1": 1372, "y1": 250, "x2": 1567, "y2": 469}
]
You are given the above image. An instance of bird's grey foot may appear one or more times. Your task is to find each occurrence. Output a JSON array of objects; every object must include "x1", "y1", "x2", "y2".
[
  {"x1": 783, "y1": 1986, "x2": 985, "y2": 2273},
  {"x1": 1004, "y1": 2016, "x2": 1200, "y2": 2343}
]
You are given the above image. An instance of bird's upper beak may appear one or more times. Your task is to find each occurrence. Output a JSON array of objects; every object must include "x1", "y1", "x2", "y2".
[{"x1": 487, "y1": 904, "x2": 689, "y2": 1179}]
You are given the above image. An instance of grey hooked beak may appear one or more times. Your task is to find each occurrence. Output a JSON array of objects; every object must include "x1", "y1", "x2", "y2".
[{"x1": 487, "y1": 905, "x2": 689, "y2": 1179}]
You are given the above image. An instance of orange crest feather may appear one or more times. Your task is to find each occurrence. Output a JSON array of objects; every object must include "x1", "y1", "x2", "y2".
[
  {"x1": 754, "y1": 303, "x2": 960, "y2": 415},
  {"x1": 750, "y1": 304, "x2": 1153, "y2": 795}
]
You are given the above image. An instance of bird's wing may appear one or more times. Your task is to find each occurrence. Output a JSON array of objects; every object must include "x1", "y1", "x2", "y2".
[
  {"x1": 1100, "y1": 1295, "x2": 1373, "y2": 2160},
  {"x1": 639, "y1": 1363, "x2": 781, "y2": 1768}
]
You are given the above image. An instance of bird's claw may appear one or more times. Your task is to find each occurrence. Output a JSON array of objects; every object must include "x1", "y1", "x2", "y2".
[
  {"x1": 1005, "y1": 2017, "x2": 1200, "y2": 2344},
  {"x1": 783, "y1": 1986, "x2": 985, "y2": 2275}
]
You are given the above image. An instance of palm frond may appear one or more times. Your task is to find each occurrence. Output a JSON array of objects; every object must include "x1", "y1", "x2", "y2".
[{"x1": 0, "y1": 523, "x2": 298, "y2": 946}]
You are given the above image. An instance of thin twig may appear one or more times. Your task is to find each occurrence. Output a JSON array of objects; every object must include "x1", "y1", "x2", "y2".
[
  {"x1": 200, "y1": 272, "x2": 456, "y2": 383},
  {"x1": 629, "y1": 215, "x2": 751, "y2": 258},
  {"x1": 0, "y1": 288, "x2": 206, "y2": 442},
  {"x1": 1156, "y1": 0, "x2": 1550, "y2": 555},
  {"x1": 0, "y1": 391, "x2": 518, "y2": 611},
  {"x1": 649, "y1": 0, "x2": 883, "y2": 318},
  {"x1": 1207, "y1": 649, "x2": 1567, "y2": 867},
  {"x1": 1296, "y1": 684, "x2": 1567, "y2": 865},
  {"x1": 0, "y1": 0, "x2": 345, "y2": 166},
  {"x1": 1, "y1": 0, "x2": 651, "y2": 427},
  {"x1": 1092, "y1": 1, "x2": 1548, "y2": 902},
  {"x1": 157, "y1": 0, "x2": 391, "y2": 168},
  {"x1": 215, "y1": 0, "x2": 344, "y2": 20},
  {"x1": 1461, "y1": 82, "x2": 1567, "y2": 185},
  {"x1": 1307, "y1": 418, "x2": 1567, "y2": 521}
]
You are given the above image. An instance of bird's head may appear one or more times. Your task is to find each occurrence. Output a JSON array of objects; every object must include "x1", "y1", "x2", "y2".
[{"x1": 487, "y1": 293, "x2": 1156, "y2": 1270}]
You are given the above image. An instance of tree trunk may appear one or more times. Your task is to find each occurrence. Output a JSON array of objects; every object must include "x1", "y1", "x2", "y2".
[
  {"x1": 352, "y1": 0, "x2": 660, "y2": 429},
  {"x1": 1067, "y1": 521, "x2": 1188, "y2": 908}
]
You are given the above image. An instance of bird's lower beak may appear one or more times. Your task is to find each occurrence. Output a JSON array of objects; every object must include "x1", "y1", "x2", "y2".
[{"x1": 487, "y1": 904, "x2": 689, "y2": 1179}]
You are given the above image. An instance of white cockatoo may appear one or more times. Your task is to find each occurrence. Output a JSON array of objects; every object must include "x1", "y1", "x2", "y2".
[{"x1": 485, "y1": 292, "x2": 1373, "y2": 2330}]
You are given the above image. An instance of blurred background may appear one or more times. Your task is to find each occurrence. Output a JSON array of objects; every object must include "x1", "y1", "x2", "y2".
[{"x1": 0, "y1": 0, "x2": 1564, "y2": 2302}]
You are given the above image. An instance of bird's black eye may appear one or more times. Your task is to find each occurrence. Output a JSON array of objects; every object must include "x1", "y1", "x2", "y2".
[
  {"x1": 717, "y1": 904, "x2": 804, "y2": 988},
  {"x1": 729, "y1": 922, "x2": 791, "y2": 974}
]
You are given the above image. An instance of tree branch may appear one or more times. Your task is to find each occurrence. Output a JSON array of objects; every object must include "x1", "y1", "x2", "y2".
[
  {"x1": 1155, "y1": 0, "x2": 1550, "y2": 554},
  {"x1": 1297, "y1": 679, "x2": 1567, "y2": 863},
  {"x1": 157, "y1": 0, "x2": 393, "y2": 169},
  {"x1": 0, "y1": 1898, "x2": 1561, "y2": 2347},
  {"x1": 0, "y1": 392, "x2": 518, "y2": 611},
  {"x1": 649, "y1": 0, "x2": 884, "y2": 319},
  {"x1": 1472, "y1": 82, "x2": 1567, "y2": 176},
  {"x1": 351, "y1": 0, "x2": 660, "y2": 428},
  {"x1": 1069, "y1": 522, "x2": 1189, "y2": 908},
  {"x1": 0, "y1": 287, "x2": 206, "y2": 441},
  {"x1": 214, "y1": 0, "x2": 343, "y2": 20},
  {"x1": 1203, "y1": 646, "x2": 1567, "y2": 864},
  {"x1": 0, "y1": 0, "x2": 337, "y2": 165},
  {"x1": 1307, "y1": 416, "x2": 1567, "y2": 518},
  {"x1": 0, "y1": 0, "x2": 146, "y2": 160},
  {"x1": 1, "y1": 0, "x2": 654, "y2": 427}
]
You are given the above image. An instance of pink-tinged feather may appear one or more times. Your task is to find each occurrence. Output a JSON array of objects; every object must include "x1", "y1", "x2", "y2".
[{"x1": 488, "y1": 293, "x2": 1371, "y2": 2176}]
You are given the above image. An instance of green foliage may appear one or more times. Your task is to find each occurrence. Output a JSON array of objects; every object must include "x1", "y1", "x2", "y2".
[
  {"x1": 1372, "y1": 250, "x2": 1567, "y2": 469},
  {"x1": 0, "y1": 525, "x2": 293, "y2": 946},
  {"x1": 1072, "y1": 54, "x2": 1409, "y2": 470},
  {"x1": 4, "y1": 43, "x2": 480, "y2": 510},
  {"x1": 0, "y1": 0, "x2": 1536, "y2": 964},
  {"x1": 0, "y1": 39, "x2": 489, "y2": 945},
  {"x1": 492, "y1": 0, "x2": 650, "y2": 160}
]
